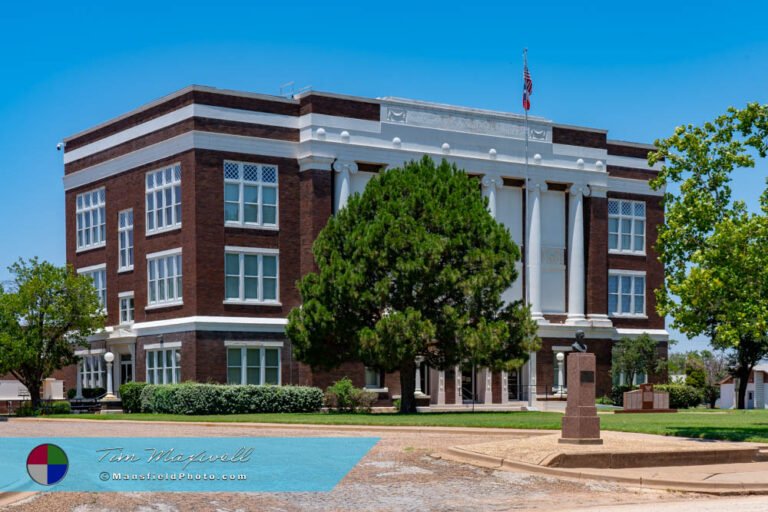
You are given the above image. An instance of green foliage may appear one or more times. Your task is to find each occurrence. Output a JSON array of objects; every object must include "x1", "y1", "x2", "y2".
[
  {"x1": 119, "y1": 382, "x2": 150, "y2": 413},
  {"x1": 138, "y1": 383, "x2": 324, "y2": 415},
  {"x1": 324, "y1": 377, "x2": 378, "y2": 413},
  {"x1": 655, "y1": 384, "x2": 704, "y2": 409},
  {"x1": 67, "y1": 388, "x2": 76, "y2": 399},
  {"x1": 287, "y1": 157, "x2": 539, "y2": 413},
  {"x1": 611, "y1": 385, "x2": 636, "y2": 407},
  {"x1": 685, "y1": 367, "x2": 706, "y2": 388},
  {"x1": 596, "y1": 395, "x2": 615, "y2": 406},
  {"x1": 649, "y1": 103, "x2": 768, "y2": 409},
  {"x1": 611, "y1": 334, "x2": 664, "y2": 385},
  {"x1": 0, "y1": 258, "x2": 105, "y2": 408},
  {"x1": 14, "y1": 400, "x2": 71, "y2": 416},
  {"x1": 393, "y1": 398, "x2": 402, "y2": 412}
]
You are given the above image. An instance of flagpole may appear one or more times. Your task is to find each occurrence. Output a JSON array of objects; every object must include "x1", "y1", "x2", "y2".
[{"x1": 522, "y1": 47, "x2": 536, "y2": 409}]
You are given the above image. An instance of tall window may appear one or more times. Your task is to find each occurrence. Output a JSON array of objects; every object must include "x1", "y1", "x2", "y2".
[
  {"x1": 224, "y1": 161, "x2": 278, "y2": 228},
  {"x1": 146, "y1": 164, "x2": 182, "y2": 234},
  {"x1": 79, "y1": 265, "x2": 107, "y2": 311},
  {"x1": 224, "y1": 248, "x2": 278, "y2": 304},
  {"x1": 608, "y1": 199, "x2": 645, "y2": 254},
  {"x1": 119, "y1": 292, "x2": 134, "y2": 324},
  {"x1": 146, "y1": 347, "x2": 180, "y2": 384},
  {"x1": 365, "y1": 367, "x2": 382, "y2": 389},
  {"x1": 147, "y1": 250, "x2": 182, "y2": 307},
  {"x1": 227, "y1": 346, "x2": 280, "y2": 385},
  {"x1": 80, "y1": 354, "x2": 106, "y2": 389},
  {"x1": 608, "y1": 271, "x2": 645, "y2": 316},
  {"x1": 76, "y1": 188, "x2": 106, "y2": 251},
  {"x1": 118, "y1": 209, "x2": 134, "y2": 271}
]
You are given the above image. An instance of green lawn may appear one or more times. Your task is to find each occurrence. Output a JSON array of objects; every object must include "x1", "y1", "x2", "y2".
[{"x1": 44, "y1": 409, "x2": 768, "y2": 443}]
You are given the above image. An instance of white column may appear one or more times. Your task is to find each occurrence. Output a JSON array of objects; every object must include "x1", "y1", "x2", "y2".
[
  {"x1": 437, "y1": 370, "x2": 446, "y2": 405},
  {"x1": 130, "y1": 343, "x2": 136, "y2": 382},
  {"x1": 527, "y1": 178, "x2": 547, "y2": 321},
  {"x1": 484, "y1": 369, "x2": 494, "y2": 404},
  {"x1": 756, "y1": 372, "x2": 765, "y2": 409},
  {"x1": 501, "y1": 370, "x2": 509, "y2": 404},
  {"x1": 567, "y1": 185, "x2": 590, "y2": 325},
  {"x1": 454, "y1": 365, "x2": 462, "y2": 405},
  {"x1": 527, "y1": 353, "x2": 537, "y2": 408},
  {"x1": 481, "y1": 175, "x2": 501, "y2": 218},
  {"x1": 414, "y1": 357, "x2": 424, "y2": 396},
  {"x1": 75, "y1": 360, "x2": 83, "y2": 399},
  {"x1": 333, "y1": 160, "x2": 358, "y2": 211},
  {"x1": 555, "y1": 352, "x2": 565, "y2": 395}
]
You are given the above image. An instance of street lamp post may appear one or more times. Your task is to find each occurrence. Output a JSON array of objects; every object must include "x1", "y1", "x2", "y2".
[{"x1": 103, "y1": 351, "x2": 117, "y2": 401}]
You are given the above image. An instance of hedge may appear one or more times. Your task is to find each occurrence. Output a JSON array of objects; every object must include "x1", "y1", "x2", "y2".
[
  {"x1": 654, "y1": 384, "x2": 704, "y2": 409},
  {"x1": 119, "y1": 382, "x2": 150, "y2": 413},
  {"x1": 324, "y1": 377, "x2": 378, "y2": 413},
  {"x1": 138, "y1": 383, "x2": 324, "y2": 415}
]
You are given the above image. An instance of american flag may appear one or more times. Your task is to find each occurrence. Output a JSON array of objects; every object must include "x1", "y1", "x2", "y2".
[{"x1": 523, "y1": 62, "x2": 533, "y2": 111}]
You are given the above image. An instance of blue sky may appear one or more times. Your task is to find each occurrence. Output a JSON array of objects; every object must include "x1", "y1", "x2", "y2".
[{"x1": 1, "y1": 1, "x2": 766, "y2": 352}]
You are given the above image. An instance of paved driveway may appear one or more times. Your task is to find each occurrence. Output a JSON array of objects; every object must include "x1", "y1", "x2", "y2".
[{"x1": 0, "y1": 419, "x2": 718, "y2": 511}]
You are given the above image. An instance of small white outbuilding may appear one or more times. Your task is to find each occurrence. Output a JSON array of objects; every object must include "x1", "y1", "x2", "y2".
[{"x1": 719, "y1": 364, "x2": 768, "y2": 409}]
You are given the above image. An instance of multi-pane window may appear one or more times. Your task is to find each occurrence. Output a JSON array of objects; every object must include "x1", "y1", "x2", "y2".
[
  {"x1": 119, "y1": 292, "x2": 134, "y2": 324},
  {"x1": 226, "y1": 346, "x2": 280, "y2": 385},
  {"x1": 224, "y1": 248, "x2": 278, "y2": 303},
  {"x1": 79, "y1": 265, "x2": 107, "y2": 311},
  {"x1": 608, "y1": 271, "x2": 645, "y2": 316},
  {"x1": 608, "y1": 199, "x2": 645, "y2": 254},
  {"x1": 146, "y1": 348, "x2": 180, "y2": 384},
  {"x1": 147, "y1": 250, "x2": 183, "y2": 307},
  {"x1": 146, "y1": 164, "x2": 182, "y2": 234},
  {"x1": 76, "y1": 188, "x2": 106, "y2": 251},
  {"x1": 224, "y1": 161, "x2": 278, "y2": 228},
  {"x1": 118, "y1": 209, "x2": 134, "y2": 271},
  {"x1": 79, "y1": 354, "x2": 105, "y2": 389}
]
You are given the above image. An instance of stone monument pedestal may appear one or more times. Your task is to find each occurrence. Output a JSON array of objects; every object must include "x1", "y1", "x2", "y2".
[{"x1": 559, "y1": 352, "x2": 603, "y2": 445}]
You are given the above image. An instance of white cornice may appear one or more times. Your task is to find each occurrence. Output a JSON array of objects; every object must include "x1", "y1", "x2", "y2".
[{"x1": 130, "y1": 315, "x2": 288, "y2": 336}]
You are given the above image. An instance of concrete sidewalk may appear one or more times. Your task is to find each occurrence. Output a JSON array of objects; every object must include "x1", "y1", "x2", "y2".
[{"x1": 440, "y1": 431, "x2": 768, "y2": 494}]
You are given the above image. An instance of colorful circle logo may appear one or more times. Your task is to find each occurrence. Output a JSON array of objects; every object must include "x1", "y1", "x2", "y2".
[{"x1": 26, "y1": 444, "x2": 69, "y2": 486}]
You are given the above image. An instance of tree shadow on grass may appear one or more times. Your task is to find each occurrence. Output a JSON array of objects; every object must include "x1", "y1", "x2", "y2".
[{"x1": 666, "y1": 426, "x2": 768, "y2": 443}]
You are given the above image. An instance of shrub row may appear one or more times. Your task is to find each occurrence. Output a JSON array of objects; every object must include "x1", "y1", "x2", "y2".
[
  {"x1": 119, "y1": 382, "x2": 150, "y2": 413},
  {"x1": 654, "y1": 384, "x2": 704, "y2": 409},
  {"x1": 135, "y1": 383, "x2": 324, "y2": 415}
]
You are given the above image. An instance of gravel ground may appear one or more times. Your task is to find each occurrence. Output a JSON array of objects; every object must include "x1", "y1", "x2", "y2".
[{"x1": 1, "y1": 419, "x2": 713, "y2": 512}]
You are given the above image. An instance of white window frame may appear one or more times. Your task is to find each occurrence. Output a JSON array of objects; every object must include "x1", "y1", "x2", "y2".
[
  {"x1": 225, "y1": 342, "x2": 281, "y2": 385},
  {"x1": 145, "y1": 347, "x2": 181, "y2": 384},
  {"x1": 223, "y1": 246, "x2": 280, "y2": 305},
  {"x1": 78, "y1": 263, "x2": 107, "y2": 312},
  {"x1": 79, "y1": 354, "x2": 105, "y2": 389},
  {"x1": 145, "y1": 163, "x2": 182, "y2": 236},
  {"x1": 119, "y1": 291, "x2": 134, "y2": 325},
  {"x1": 75, "y1": 187, "x2": 106, "y2": 252},
  {"x1": 364, "y1": 367, "x2": 382, "y2": 389},
  {"x1": 608, "y1": 199, "x2": 646, "y2": 255},
  {"x1": 146, "y1": 248, "x2": 183, "y2": 309},
  {"x1": 118, "y1": 209, "x2": 134, "y2": 272},
  {"x1": 608, "y1": 270, "x2": 646, "y2": 318},
  {"x1": 223, "y1": 161, "x2": 279, "y2": 229}
]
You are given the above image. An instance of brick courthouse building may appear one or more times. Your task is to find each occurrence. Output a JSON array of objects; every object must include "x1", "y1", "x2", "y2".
[{"x1": 57, "y1": 85, "x2": 668, "y2": 407}]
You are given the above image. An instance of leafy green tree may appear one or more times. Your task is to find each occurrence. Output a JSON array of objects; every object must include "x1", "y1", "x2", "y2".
[
  {"x1": 650, "y1": 103, "x2": 768, "y2": 409},
  {"x1": 611, "y1": 333, "x2": 665, "y2": 386},
  {"x1": 0, "y1": 258, "x2": 104, "y2": 409},
  {"x1": 287, "y1": 157, "x2": 539, "y2": 413}
]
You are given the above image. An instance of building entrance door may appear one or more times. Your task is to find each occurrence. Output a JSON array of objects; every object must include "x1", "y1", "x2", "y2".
[
  {"x1": 120, "y1": 354, "x2": 133, "y2": 386},
  {"x1": 461, "y1": 365, "x2": 477, "y2": 403},
  {"x1": 508, "y1": 369, "x2": 520, "y2": 401}
]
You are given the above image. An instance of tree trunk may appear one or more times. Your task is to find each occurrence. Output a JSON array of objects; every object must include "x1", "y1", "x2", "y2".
[
  {"x1": 736, "y1": 366, "x2": 751, "y2": 410},
  {"x1": 399, "y1": 362, "x2": 417, "y2": 414},
  {"x1": 28, "y1": 382, "x2": 42, "y2": 411}
]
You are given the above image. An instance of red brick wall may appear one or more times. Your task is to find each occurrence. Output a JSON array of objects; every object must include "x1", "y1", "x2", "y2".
[
  {"x1": 585, "y1": 196, "x2": 608, "y2": 317},
  {"x1": 66, "y1": 150, "x2": 198, "y2": 326},
  {"x1": 607, "y1": 193, "x2": 665, "y2": 330}
]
